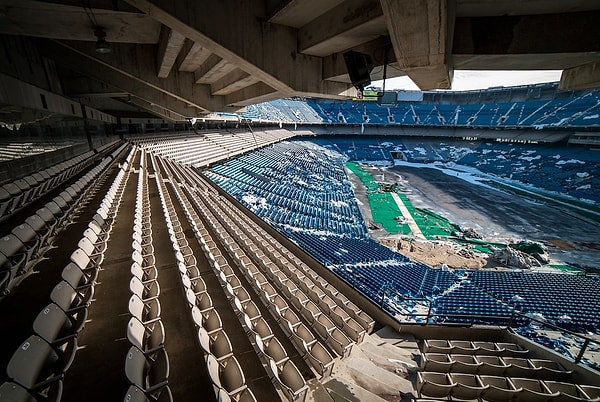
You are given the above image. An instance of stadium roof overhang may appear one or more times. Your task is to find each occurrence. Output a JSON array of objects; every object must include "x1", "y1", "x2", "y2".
[{"x1": 0, "y1": 0, "x2": 599, "y2": 120}]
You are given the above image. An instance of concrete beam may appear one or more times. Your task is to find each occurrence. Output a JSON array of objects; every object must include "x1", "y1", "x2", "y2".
[
  {"x1": 124, "y1": 0, "x2": 352, "y2": 98},
  {"x1": 224, "y1": 82, "x2": 279, "y2": 107},
  {"x1": 298, "y1": 0, "x2": 386, "y2": 56},
  {"x1": 453, "y1": 12, "x2": 600, "y2": 56},
  {"x1": 380, "y1": 0, "x2": 454, "y2": 90},
  {"x1": 38, "y1": 40, "x2": 203, "y2": 117},
  {"x1": 211, "y1": 69, "x2": 259, "y2": 96},
  {"x1": 0, "y1": 0, "x2": 160, "y2": 43},
  {"x1": 126, "y1": 95, "x2": 187, "y2": 121},
  {"x1": 456, "y1": 0, "x2": 600, "y2": 17},
  {"x1": 194, "y1": 54, "x2": 237, "y2": 84},
  {"x1": 267, "y1": 0, "x2": 344, "y2": 28},
  {"x1": 177, "y1": 40, "x2": 211, "y2": 72},
  {"x1": 560, "y1": 62, "x2": 600, "y2": 90},
  {"x1": 156, "y1": 25, "x2": 186, "y2": 78},
  {"x1": 62, "y1": 41, "x2": 230, "y2": 112},
  {"x1": 453, "y1": 52, "x2": 600, "y2": 71}
]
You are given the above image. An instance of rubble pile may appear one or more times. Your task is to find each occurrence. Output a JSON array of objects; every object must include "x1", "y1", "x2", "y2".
[{"x1": 492, "y1": 247, "x2": 543, "y2": 269}]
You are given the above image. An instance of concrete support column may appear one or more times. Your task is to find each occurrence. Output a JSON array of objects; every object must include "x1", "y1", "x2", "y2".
[{"x1": 380, "y1": 0, "x2": 454, "y2": 89}]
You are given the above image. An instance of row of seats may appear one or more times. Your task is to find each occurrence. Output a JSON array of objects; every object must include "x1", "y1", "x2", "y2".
[
  {"x1": 423, "y1": 339, "x2": 529, "y2": 356},
  {"x1": 151, "y1": 153, "x2": 256, "y2": 402},
  {"x1": 201, "y1": 176, "x2": 374, "y2": 335},
  {"x1": 124, "y1": 150, "x2": 173, "y2": 402},
  {"x1": 0, "y1": 145, "x2": 132, "y2": 401},
  {"x1": 417, "y1": 372, "x2": 600, "y2": 401},
  {"x1": 421, "y1": 353, "x2": 574, "y2": 379},
  {"x1": 0, "y1": 142, "x2": 129, "y2": 296},
  {"x1": 160, "y1": 157, "x2": 312, "y2": 401},
  {"x1": 0, "y1": 140, "x2": 122, "y2": 221},
  {"x1": 170, "y1": 161, "x2": 373, "y2": 373},
  {"x1": 128, "y1": 129, "x2": 295, "y2": 169}
]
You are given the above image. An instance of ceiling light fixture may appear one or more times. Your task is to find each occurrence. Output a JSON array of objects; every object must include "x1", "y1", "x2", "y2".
[{"x1": 94, "y1": 27, "x2": 112, "y2": 54}]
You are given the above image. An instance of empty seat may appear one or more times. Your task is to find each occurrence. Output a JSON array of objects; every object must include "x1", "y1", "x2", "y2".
[
  {"x1": 206, "y1": 355, "x2": 247, "y2": 399},
  {"x1": 11, "y1": 224, "x2": 41, "y2": 267},
  {"x1": 473, "y1": 341, "x2": 502, "y2": 355},
  {"x1": 123, "y1": 384, "x2": 173, "y2": 402},
  {"x1": 127, "y1": 317, "x2": 165, "y2": 355},
  {"x1": 579, "y1": 385, "x2": 600, "y2": 401},
  {"x1": 423, "y1": 339, "x2": 453, "y2": 354},
  {"x1": 50, "y1": 280, "x2": 92, "y2": 316},
  {"x1": 327, "y1": 328, "x2": 352, "y2": 359},
  {"x1": 257, "y1": 336, "x2": 288, "y2": 367},
  {"x1": 306, "y1": 341, "x2": 335, "y2": 378},
  {"x1": 7, "y1": 335, "x2": 76, "y2": 392},
  {"x1": 451, "y1": 354, "x2": 483, "y2": 374},
  {"x1": 417, "y1": 372, "x2": 456, "y2": 399},
  {"x1": 269, "y1": 359, "x2": 308, "y2": 402},
  {"x1": 129, "y1": 295, "x2": 161, "y2": 326},
  {"x1": 125, "y1": 346, "x2": 169, "y2": 394},
  {"x1": 130, "y1": 276, "x2": 160, "y2": 303},
  {"x1": 503, "y1": 357, "x2": 540, "y2": 377},
  {"x1": 61, "y1": 262, "x2": 96, "y2": 291},
  {"x1": 544, "y1": 381, "x2": 592, "y2": 402},
  {"x1": 479, "y1": 375, "x2": 522, "y2": 402},
  {"x1": 530, "y1": 359, "x2": 573, "y2": 380},
  {"x1": 497, "y1": 342, "x2": 529, "y2": 357},
  {"x1": 449, "y1": 373, "x2": 488, "y2": 400},
  {"x1": 510, "y1": 377, "x2": 559, "y2": 402},
  {"x1": 0, "y1": 379, "x2": 62, "y2": 402},
  {"x1": 198, "y1": 327, "x2": 233, "y2": 362},
  {"x1": 450, "y1": 340, "x2": 479, "y2": 354},
  {"x1": 475, "y1": 355, "x2": 508, "y2": 376},
  {"x1": 191, "y1": 306, "x2": 222, "y2": 336},
  {"x1": 421, "y1": 353, "x2": 454, "y2": 372},
  {"x1": 0, "y1": 234, "x2": 28, "y2": 277},
  {"x1": 33, "y1": 303, "x2": 85, "y2": 346},
  {"x1": 25, "y1": 214, "x2": 52, "y2": 248}
]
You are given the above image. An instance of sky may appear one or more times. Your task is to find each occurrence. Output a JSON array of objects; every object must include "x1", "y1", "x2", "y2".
[{"x1": 372, "y1": 70, "x2": 563, "y2": 91}]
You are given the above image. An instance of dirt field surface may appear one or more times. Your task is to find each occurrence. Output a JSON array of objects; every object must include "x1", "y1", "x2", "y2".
[{"x1": 350, "y1": 164, "x2": 600, "y2": 270}]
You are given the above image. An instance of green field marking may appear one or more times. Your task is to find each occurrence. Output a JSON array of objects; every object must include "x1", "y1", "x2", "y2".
[{"x1": 346, "y1": 161, "x2": 516, "y2": 252}]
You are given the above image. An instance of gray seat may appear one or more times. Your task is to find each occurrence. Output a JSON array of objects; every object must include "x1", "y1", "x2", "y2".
[
  {"x1": 479, "y1": 375, "x2": 523, "y2": 402},
  {"x1": 123, "y1": 385, "x2": 173, "y2": 402},
  {"x1": 127, "y1": 317, "x2": 165, "y2": 356},
  {"x1": 417, "y1": 372, "x2": 456, "y2": 399},
  {"x1": 448, "y1": 373, "x2": 488, "y2": 400},
  {"x1": 7, "y1": 335, "x2": 76, "y2": 392},
  {"x1": 544, "y1": 381, "x2": 592, "y2": 402},
  {"x1": 33, "y1": 303, "x2": 85, "y2": 346},
  {"x1": 125, "y1": 346, "x2": 169, "y2": 395},
  {"x1": 269, "y1": 359, "x2": 308, "y2": 402},
  {"x1": 510, "y1": 377, "x2": 559, "y2": 402},
  {"x1": 0, "y1": 379, "x2": 62, "y2": 402},
  {"x1": 50, "y1": 280, "x2": 92, "y2": 315}
]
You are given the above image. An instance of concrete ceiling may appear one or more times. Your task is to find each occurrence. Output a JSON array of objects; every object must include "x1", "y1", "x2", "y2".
[{"x1": 0, "y1": 0, "x2": 599, "y2": 121}]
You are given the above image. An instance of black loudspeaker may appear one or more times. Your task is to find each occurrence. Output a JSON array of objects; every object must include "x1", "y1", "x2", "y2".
[{"x1": 343, "y1": 50, "x2": 374, "y2": 91}]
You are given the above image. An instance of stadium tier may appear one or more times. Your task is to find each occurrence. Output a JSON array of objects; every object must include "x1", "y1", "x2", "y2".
[
  {"x1": 1, "y1": 130, "x2": 599, "y2": 402},
  {"x1": 241, "y1": 83, "x2": 600, "y2": 130}
]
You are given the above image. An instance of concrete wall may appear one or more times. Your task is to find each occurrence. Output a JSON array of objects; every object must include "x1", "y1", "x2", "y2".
[{"x1": 300, "y1": 124, "x2": 575, "y2": 143}]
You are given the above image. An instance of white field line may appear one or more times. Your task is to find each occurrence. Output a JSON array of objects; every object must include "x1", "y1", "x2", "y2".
[{"x1": 390, "y1": 192, "x2": 425, "y2": 240}]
